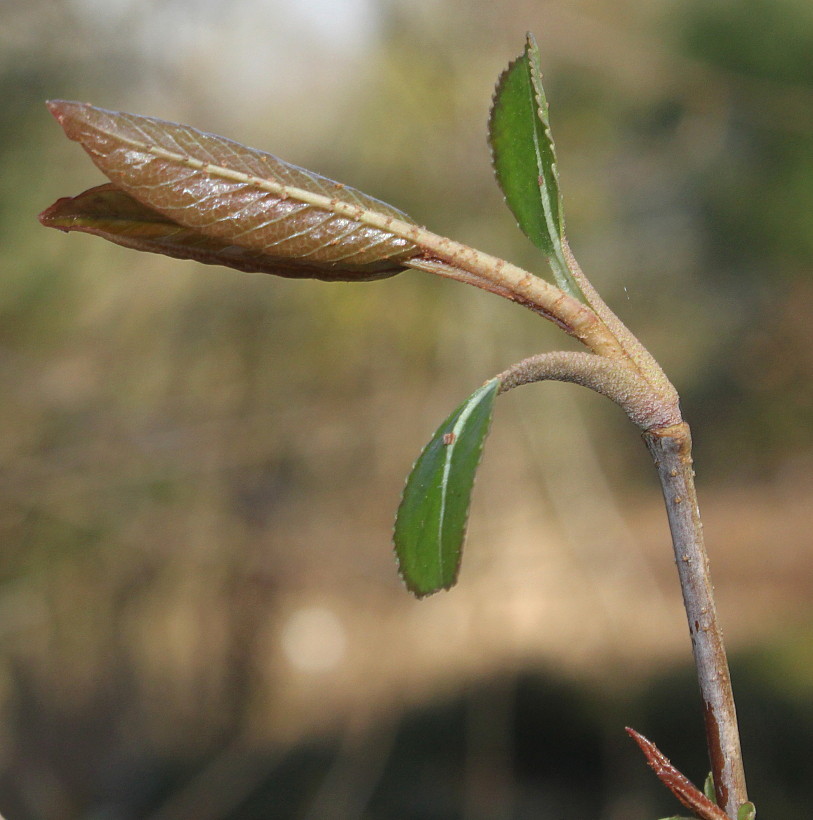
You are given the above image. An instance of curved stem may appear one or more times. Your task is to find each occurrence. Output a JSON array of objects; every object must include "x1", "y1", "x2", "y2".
[
  {"x1": 643, "y1": 423, "x2": 748, "y2": 818},
  {"x1": 496, "y1": 351, "x2": 680, "y2": 430}
]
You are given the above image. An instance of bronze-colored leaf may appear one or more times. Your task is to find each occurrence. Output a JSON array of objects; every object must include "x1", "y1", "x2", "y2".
[
  {"x1": 43, "y1": 101, "x2": 421, "y2": 280},
  {"x1": 39, "y1": 184, "x2": 399, "y2": 281},
  {"x1": 626, "y1": 728, "x2": 730, "y2": 820}
]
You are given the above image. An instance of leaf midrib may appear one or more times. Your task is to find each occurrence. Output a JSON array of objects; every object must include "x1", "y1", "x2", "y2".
[
  {"x1": 525, "y1": 74, "x2": 568, "y2": 281},
  {"x1": 104, "y1": 128, "x2": 423, "y2": 248},
  {"x1": 436, "y1": 383, "x2": 494, "y2": 563},
  {"x1": 525, "y1": 69, "x2": 557, "y2": 252}
]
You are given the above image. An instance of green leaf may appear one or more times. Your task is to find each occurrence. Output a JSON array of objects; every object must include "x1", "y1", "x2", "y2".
[
  {"x1": 703, "y1": 772, "x2": 717, "y2": 804},
  {"x1": 488, "y1": 33, "x2": 581, "y2": 299},
  {"x1": 41, "y1": 100, "x2": 420, "y2": 281},
  {"x1": 737, "y1": 801, "x2": 757, "y2": 820},
  {"x1": 394, "y1": 379, "x2": 499, "y2": 597}
]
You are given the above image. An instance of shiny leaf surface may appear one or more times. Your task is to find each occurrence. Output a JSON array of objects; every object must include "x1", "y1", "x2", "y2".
[
  {"x1": 38, "y1": 184, "x2": 397, "y2": 280},
  {"x1": 489, "y1": 34, "x2": 581, "y2": 298},
  {"x1": 394, "y1": 379, "x2": 499, "y2": 597},
  {"x1": 43, "y1": 101, "x2": 421, "y2": 280}
]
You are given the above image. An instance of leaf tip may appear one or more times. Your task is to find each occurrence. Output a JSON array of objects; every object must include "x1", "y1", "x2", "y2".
[
  {"x1": 737, "y1": 801, "x2": 757, "y2": 820},
  {"x1": 396, "y1": 566, "x2": 457, "y2": 600},
  {"x1": 393, "y1": 510, "x2": 463, "y2": 599},
  {"x1": 46, "y1": 98, "x2": 75, "y2": 122},
  {"x1": 37, "y1": 200, "x2": 65, "y2": 230},
  {"x1": 45, "y1": 99, "x2": 98, "y2": 142}
]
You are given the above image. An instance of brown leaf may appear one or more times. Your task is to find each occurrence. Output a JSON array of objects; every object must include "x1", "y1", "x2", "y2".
[
  {"x1": 626, "y1": 728, "x2": 730, "y2": 820},
  {"x1": 39, "y1": 184, "x2": 399, "y2": 281},
  {"x1": 42, "y1": 101, "x2": 421, "y2": 280}
]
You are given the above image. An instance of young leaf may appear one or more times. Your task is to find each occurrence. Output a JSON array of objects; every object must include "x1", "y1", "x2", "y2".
[
  {"x1": 43, "y1": 101, "x2": 420, "y2": 280},
  {"x1": 737, "y1": 802, "x2": 757, "y2": 820},
  {"x1": 488, "y1": 33, "x2": 581, "y2": 299},
  {"x1": 39, "y1": 184, "x2": 396, "y2": 281},
  {"x1": 626, "y1": 728, "x2": 730, "y2": 820},
  {"x1": 394, "y1": 379, "x2": 499, "y2": 597},
  {"x1": 703, "y1": 772, "x2": 717, "y2": 805}
]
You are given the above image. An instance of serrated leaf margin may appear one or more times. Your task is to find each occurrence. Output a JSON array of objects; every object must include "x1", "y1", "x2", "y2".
[{"x1": 393, "y1": 379, "x2": 499, "y2": 598}]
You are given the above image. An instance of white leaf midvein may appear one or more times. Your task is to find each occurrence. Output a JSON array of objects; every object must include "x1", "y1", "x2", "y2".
[
  {"x1": 436, "y1": 383, "x2": 493, "y2": 570},
  {"x1": 107, "y1": 126, "x2": 401, "y2": 228},
  {"x1": 111, "y1": 132, "x2": 415, "y2": 262}
]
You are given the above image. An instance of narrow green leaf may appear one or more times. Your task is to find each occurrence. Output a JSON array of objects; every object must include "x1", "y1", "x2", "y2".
[
  {"x1": 394, "y1": 379, "x2": 499, "y2": 598},
  {"x1": 488, "y1": 33, "x2": 581, "y2": 299},
  {"x1": 737, "y1": 802, "x2": 757, "y2": 820},
  {"x1": 703, "y1": 772, "x2": 717, "y2": 804}
]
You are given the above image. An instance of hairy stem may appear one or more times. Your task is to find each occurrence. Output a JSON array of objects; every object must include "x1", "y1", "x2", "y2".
[
  {"x1": 643, "y1": 423, "x2": 747, "y2": 818},
  {"x1": 626, "y1": 728, "x2": 730, "y2": 820},
  {"x1": 403, "y1": 255, "x2": 625, "y2": 358},
  {"x1": 496, "y1": 351, "x2": 680, "y2": 430},
  {"x1": 561, "y1": 238, "x2": 677, "y2": 403}
]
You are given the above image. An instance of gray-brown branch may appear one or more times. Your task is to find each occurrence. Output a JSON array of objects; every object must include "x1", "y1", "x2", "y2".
[{"x1": 644, "y1": 423, "x2": 748, "y2": 817}]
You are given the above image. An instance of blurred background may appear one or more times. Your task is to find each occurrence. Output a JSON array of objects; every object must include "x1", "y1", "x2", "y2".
[{"x1": 2, "y1": 0, "x2": 813, "y2": 817}]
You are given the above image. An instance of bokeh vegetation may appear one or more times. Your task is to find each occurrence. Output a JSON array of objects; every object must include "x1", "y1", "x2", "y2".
[{"x1": 1, "y1": 1, "x2": 812, "y2": 817}]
